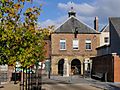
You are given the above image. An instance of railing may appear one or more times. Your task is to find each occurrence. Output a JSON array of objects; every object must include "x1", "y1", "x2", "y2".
[{"x1": 19, "y1": 67, "x2": 42, "y2": 90}]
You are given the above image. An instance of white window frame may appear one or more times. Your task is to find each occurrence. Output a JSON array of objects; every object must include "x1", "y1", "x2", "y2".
[
  {"x1": 73, "y1": 39, "x2": 79, "y2": 50},
  {"x1": 104, "y1": 37, "x2": 109, "y2": 43},
  {"x1": 85, "y1": 39, "x2": 92, "y2": 50},
  {"x1": 60, "y1": 40, "x2": 66, "y2": 50}
]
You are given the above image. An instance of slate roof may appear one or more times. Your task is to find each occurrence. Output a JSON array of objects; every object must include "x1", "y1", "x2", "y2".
[
  {"x1": 54, "y1": 16, "x2": 100, "y2": 34},
  {"x1": 100, "y1": 24, "x2": 109, "y2": 32},
  {"x1": 109, "y1": 17, "x2": 120, "y2": 30}
]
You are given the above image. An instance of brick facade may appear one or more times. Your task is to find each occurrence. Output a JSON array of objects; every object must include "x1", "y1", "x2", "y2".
[
  {"x1": 44, "y1": 40, "x2": 51, "y2": 59},
  {"x1": 51, "y1": 33, "x2": 100, "y2": 75},
  {"x1": 51, "y1": 34, "x2": 99, "y2": 56},
  {"x1": 114, "y1": 54, "x2": 120, "y2": 82}
]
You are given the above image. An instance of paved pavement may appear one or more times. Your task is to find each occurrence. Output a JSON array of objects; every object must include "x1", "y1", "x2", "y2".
[
  {"x1": 48, "y1": 76, "x2": 109, "y2": 89},
  {"x1": 109, "y1": 82, "x2": 120, "y2": 90},
  {"x1": 43, "y1": 83, "x2": 102, "y2": 90},
  {"x1": 43, "y1": 75, "x2": 120, "y2": 90},
  {"x1": 0, "y1": 82, "x2": 19, "y2": 90},
  {"x1": 0, "y1": 75, "x2": 120, "y2": 90},
  {"x1": 42, "y1": 76, "x2": 102, "y2": 90}
]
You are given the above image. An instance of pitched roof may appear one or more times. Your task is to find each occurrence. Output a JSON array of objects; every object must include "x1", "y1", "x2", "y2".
[
  {"x1": 54, "y1": 16, "x2": 100, "y2": 34},
  {"x1": 100, "y1": 24, "x2": 109, "y2": 32},
  {"x1": 109, "y1": 17, "x2": 120, "y2": 37},
  {"x1": 109, "y1": 17, "x2": 120, "y2": 29}
]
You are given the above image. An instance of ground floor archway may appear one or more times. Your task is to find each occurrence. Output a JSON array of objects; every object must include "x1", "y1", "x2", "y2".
[
  {"x1": 71, "y1": 59, "x2": 81, "y2": 75},
  {"x1": 58, "y1": 59, "x2": 64, "y2": 76}
]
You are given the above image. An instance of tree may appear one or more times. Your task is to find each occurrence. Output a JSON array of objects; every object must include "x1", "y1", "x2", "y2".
[
  {"x1": 0, "y1": 1, "x2": 53, "y2": 88},
  {"x1": 0, "y1": 0, "x2": 55, "y2": 89},
  {"x1": 0, "y1": 0, "x2": 46, "y2": 68}
]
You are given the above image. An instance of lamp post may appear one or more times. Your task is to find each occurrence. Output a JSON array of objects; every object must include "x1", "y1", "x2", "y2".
[{"x1": 14, "y1": 65, "x2": 17, "y2": 84}]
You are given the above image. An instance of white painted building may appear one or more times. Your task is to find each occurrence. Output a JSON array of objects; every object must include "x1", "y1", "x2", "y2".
[
  {"x1": 97, "y1": 24, "x2": 110, "y2": 56},
  {"x1": 100, "y1": 25, "x2": 110, "y2": 46}
]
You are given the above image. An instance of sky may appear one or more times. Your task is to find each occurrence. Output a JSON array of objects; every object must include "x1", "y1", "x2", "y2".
[{"x1": 30, "y1": 0, "x2": 120, "y2": 31}]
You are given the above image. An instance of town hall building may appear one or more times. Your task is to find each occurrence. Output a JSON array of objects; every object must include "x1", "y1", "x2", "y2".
[{"x1": 50, "y1": 9, "x2": 100, "y2": 76}]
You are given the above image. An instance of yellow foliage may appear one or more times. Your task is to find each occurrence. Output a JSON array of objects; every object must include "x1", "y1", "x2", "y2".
[
  {"x1": 21, "y1": 0, "x2": 25, "y2": 2},
  {"x1": 5, "y1": 0, "x2": 9, "y2": 2},
  {"x1": 14, "y1": 3, "x2": 21, "y2": 10}
]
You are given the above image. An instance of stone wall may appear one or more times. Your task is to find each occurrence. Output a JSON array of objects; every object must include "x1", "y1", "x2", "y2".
[{"x1": 51, "y1": 55, "x2": 84, "y2": 75}]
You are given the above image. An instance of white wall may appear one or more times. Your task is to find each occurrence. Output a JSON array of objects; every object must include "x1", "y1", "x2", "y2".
[{"x1": 100, "y1": 32, "x2": 110, "y2": 46}]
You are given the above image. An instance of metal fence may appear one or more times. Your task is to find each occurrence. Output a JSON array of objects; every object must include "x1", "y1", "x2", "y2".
[{"x1": 20, "y1": 68, "x2": 42, "y2": 90}]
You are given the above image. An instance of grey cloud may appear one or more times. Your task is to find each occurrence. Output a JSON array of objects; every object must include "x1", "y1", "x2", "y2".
[
  {"x1": 95, "y1": 0, "x2": 120, "y2": 17},
  {"x1": 38, "y1": 16, "x2": 67, "y2": 28}
]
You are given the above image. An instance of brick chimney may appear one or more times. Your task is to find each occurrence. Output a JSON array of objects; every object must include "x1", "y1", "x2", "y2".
[{"x1": 94, "y1": 16, "x2": 99, "y2": 31}]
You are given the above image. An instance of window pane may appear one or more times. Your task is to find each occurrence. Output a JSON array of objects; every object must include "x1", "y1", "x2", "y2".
[
  {"x1": 73, "y1": 40, "x2": 79, "y2": 50},
  {"x1": 60, "y1": 40, "x2": 66, "y2": 50},
  {"x1": 86, "y1": 43, "x2": 91, "y2": 49},
  {"x1": 104, "y1": 37, "x2": 109, "y2": 43},
  {"x1": 85, "y1": 39, "x2": 91, "y2": 50}
]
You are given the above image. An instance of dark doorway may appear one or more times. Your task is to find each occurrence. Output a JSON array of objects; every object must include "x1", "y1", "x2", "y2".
[
  {"x1": 58, "y1": 59, "x2": 64, "y2": 76},
  {"x1": 71, "y1": 59, "x2": 81, "y2": 75}
]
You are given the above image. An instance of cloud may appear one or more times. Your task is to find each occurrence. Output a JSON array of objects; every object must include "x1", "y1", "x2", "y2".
[
  {"x1": 58, "y1": 0, "x2": 120, "y2": 17},
  {"x1": 39, "y1": 19, "x2": 56, "y2": 28},
  {"x1": 58, "y1": 2, "x2": 96, "y2": 16},
  {"x1": 96, "y1": 0, "x2": 120, "y2": 17},
  {"x1": 77, "y1": 16, "x2": 94, "y2": 28},
  {"x1": 57, "y1": 0, "x2": 120, "y2": 29},
  {"x1": 39, "y1": 0, "x2": 120, "y2": 30},
  {"x1": 38, "y1": 16, "x2": 67, "y2": 28}
]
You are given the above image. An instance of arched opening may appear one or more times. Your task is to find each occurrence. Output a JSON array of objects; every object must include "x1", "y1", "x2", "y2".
[
  {"x1": 58, "y1": 59, "x2": 64, "y2": 76},
  {"x1": 71, "y1": 59, "x2": 81, "y2": 75}
]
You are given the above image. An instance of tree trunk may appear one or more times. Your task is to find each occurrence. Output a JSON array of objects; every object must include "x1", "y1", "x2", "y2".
[
  {"x1": 25, "y1": 68, "x2": 27, "y2": 90},
  {"x1": 0, "y1": 66, "x2": 1, "y2": 85},
  {"x1": 28, "y1": 67, "x2": 30, "y2": 90},
  {"x1": 22, "y1": 67, "x2": 25, "y2": 90},
  {"x1": 35, "y1": 65, "x2": 39, "y2": 90}
]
